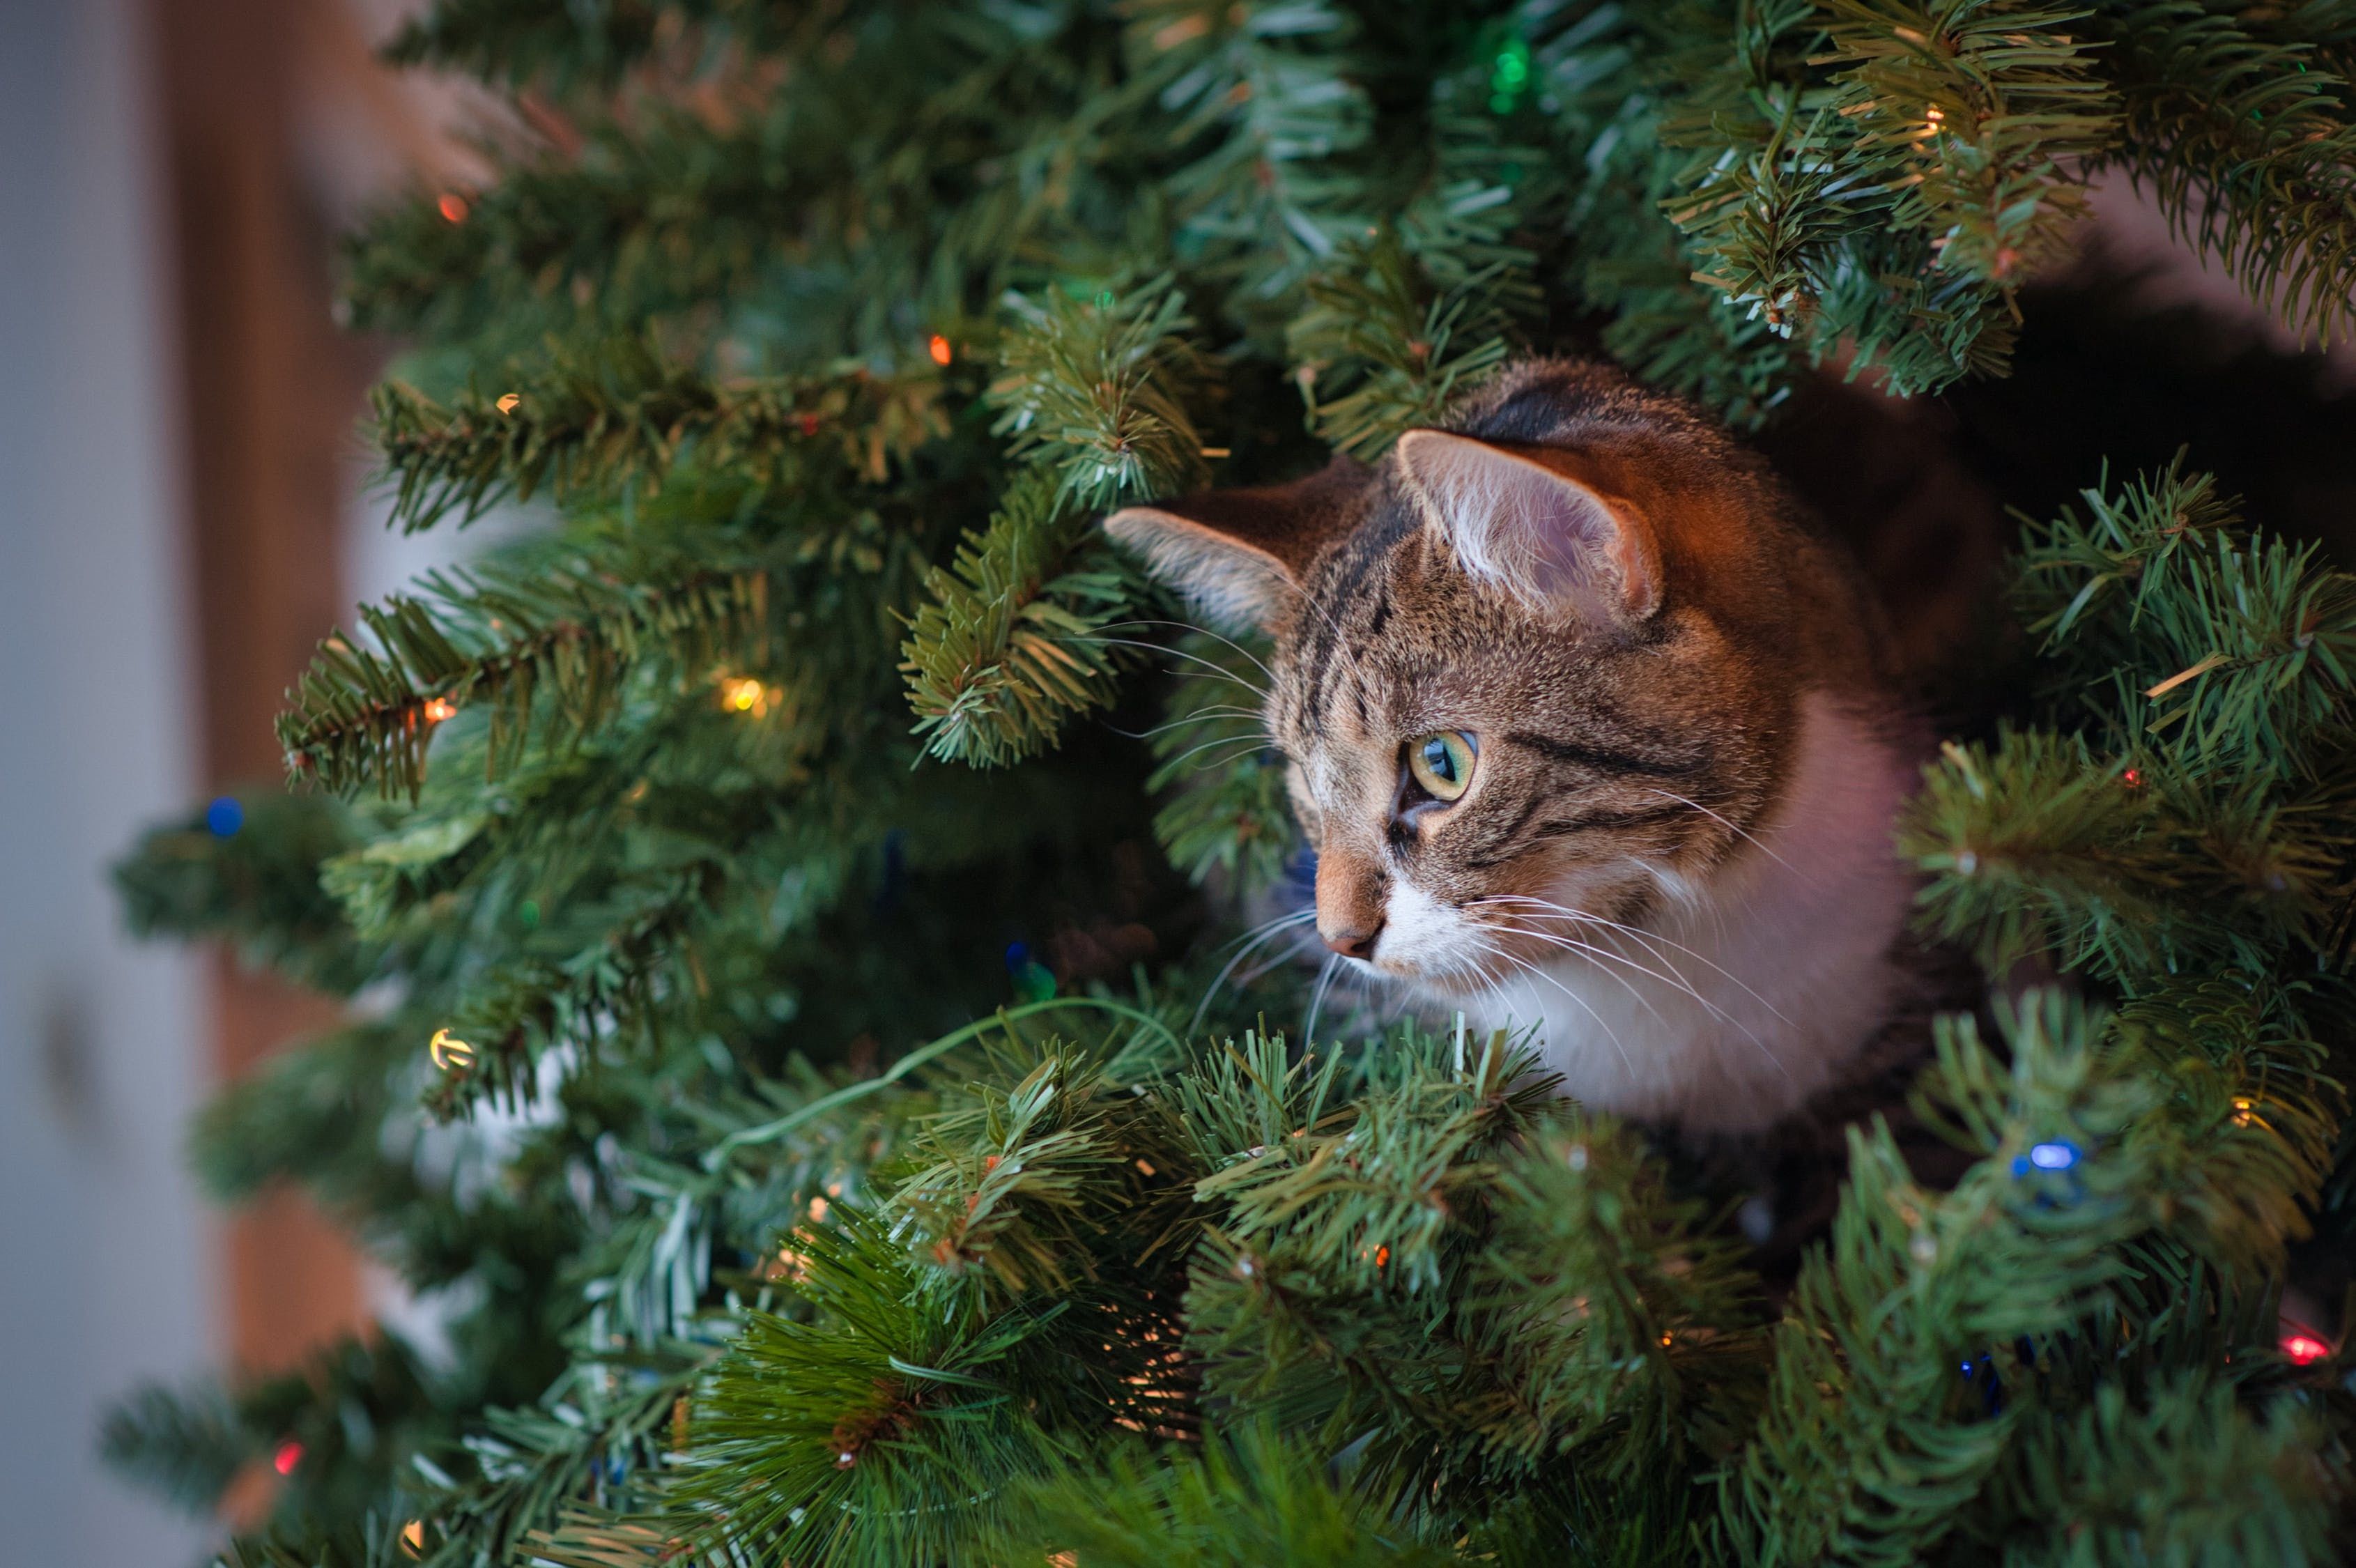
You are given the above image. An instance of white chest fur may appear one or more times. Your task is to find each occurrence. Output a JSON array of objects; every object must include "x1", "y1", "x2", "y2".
[{"x1": 1450, "y1": 691, "x2": 1923, "y2": 1134}]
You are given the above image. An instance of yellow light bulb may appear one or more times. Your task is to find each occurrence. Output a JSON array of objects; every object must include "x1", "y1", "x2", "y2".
[
  {"x1": 719, "y1": 676, "x2": 770, "y2": 715},
  {"x1": 428, "y1": 1028, "x2": 476, "y2": 1072}
]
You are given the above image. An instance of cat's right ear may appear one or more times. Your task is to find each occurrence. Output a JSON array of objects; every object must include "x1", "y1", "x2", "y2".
[{"x1": 1102, "y1": 455, "x2": 1369, "y2": 633}]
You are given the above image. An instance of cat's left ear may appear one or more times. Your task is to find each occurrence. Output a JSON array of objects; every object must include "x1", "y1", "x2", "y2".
[
  {"x1": 1395, "y1": 429, "x2": 1661, "y2": 620},
  {"x1": 1103, "y1": 455, "x2": 1371, "y2": 633}
]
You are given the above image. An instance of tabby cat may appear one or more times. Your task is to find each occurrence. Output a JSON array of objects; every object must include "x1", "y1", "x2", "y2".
[{"x1": 1107, "y1": 360, "x2": 1934, "y2": 1137}]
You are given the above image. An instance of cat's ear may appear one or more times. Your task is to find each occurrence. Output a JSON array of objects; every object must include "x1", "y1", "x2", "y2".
[
  {"x1": 1394, "y1": 429, "x2": 1661, "y2": 620},
  {"x1": 1103, "y1": 455, "x2": 1371, "y2": 633}
]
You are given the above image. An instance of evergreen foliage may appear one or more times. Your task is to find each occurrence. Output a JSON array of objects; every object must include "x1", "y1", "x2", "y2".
[{"x1": 105, "y1": 1, "x2": 2356, "y2": 1563}]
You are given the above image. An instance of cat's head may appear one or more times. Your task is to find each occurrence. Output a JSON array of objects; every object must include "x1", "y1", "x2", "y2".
[{"x1": 1107, "y1": 359, "x2": 1895, "y2": 993}]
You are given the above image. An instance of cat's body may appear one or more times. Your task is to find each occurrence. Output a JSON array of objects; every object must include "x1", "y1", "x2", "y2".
[{"x1": 1109, "y1": 360, "x2": 1939, "y2": 1137}]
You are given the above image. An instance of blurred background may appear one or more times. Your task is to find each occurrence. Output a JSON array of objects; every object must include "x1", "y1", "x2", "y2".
[
  {"x1": 0, "y1": 3, "x2": 2346, "y2": 1563},
  {"x1": 0, "y1": 1, "x2": 498, "y2": 1559}
]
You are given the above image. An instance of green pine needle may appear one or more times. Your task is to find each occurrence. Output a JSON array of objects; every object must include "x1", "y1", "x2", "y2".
[{"x1": 900, "y1": 468, "x2": 1134, "y2": 768}]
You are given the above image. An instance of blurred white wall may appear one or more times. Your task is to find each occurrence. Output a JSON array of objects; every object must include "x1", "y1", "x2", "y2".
[{"x1": 0, "y1": 0, "x2": 217, "y2": 1562}]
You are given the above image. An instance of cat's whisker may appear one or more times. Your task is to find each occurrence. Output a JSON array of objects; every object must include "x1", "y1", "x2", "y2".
[
  {"x1": 1304, "y1": 953, "x2": 1341, "y2": 1045},
  {"x1": 1476, "y1": 910, "x2": 1790, "y2": 1083},
  {"x1": 1469, "y1": 893, "x2": 1795, "y2": 1028},
  {"x1": 1379, "y1": 967, "x2": 1421, "y2": 1033},
  {"x1": 1421, "y1": 941, "x2": 1484, "y2": 999},
  {"x1": 1464, "y1": 898, "x2": 1797, "y2": 1089},
  {"x1": 1507, "y1": 929, "x2": 1781, "y2": 1089},
  {"x1": 1105, "y1": 704, "x2": 1268, "y2": 743},
  {"x1": 1153, "y1": 730, "x2": 1279, "y2": 774},
  {"x1": 1217, "y1": 905, "x2": 1314, "y2": 951},
  {"x1": 1098, "y1": 618, "x2": 1278, "y2": 688},
  {"x1": 1472, "y1": 899, "x2": 1737, "y2": 1023},
  {"x1": 1488, "y1": 917, "x2": 1696, "y2": 1017},
  {"x1": 1499, "y1": 927, "x2": 1680, "y2": 1031},
  {"x1": 1232, "y1": 928, "x2": 1323, "y2": 992},
  {"x1": 1476, "y1": 938, "x2": 1637, "y2": 1085},
  {"x1": 1075, "y1": 636, "x2": 1270, "y2": 699},
  {"x1": 1509, "y1": 936, "x2": 1786, "y2": 1085},
  {"x1": 1562, "y1": 909, "x2": 1796, "y2": 1033},
  {"x1": 1639, "y1": 787, "x2": 1803, "y2": 879},
  {"x1": 1190, "y1": 909, "x2": 1316, "y2": 1038}
]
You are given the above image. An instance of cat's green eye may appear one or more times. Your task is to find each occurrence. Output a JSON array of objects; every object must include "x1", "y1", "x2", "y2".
[{"x1": 1406, "y1": 730, "x2": 1477, "y2": 803}]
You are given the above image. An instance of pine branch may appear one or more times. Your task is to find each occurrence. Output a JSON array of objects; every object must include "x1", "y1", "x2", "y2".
[
  {"x1": 354, "y1": 6, "x2": 1123, "y2": 356},
  {"x1": 1288, "y1": 233, "x2": 1518, "y2": 459},
  {"x1": 2015, "y1": 456, "x2": 2356, "y2": 779},
  {"x1": 1729, "y1": 981, "x2": 2353, "y2": 1562},
  {"x1": 109, "y1": 1336, "x2": 448, "y2": 1561},
  {"x1": 1911, "y1": 461, "x2": 2356, "y2": 987},
  {"x1": 989, "y1": 275, "x2": 1212, "y2": 513},
  {"x1": 343, "y1": 107, "x2": 803, "y2": 344},
  {"x1": 1473, "y1": 1122, "x2": 1769, "y2": 1481},
  {"x1": 904, "y1": 277, "x2": 1224, "y2": 768},
  {"x1": 1534, "y1": 1, "x2": 1807, "y2": 425},
  {"x1": 403, "y1": 1348, "x2": 711, "y2": 1568},
  {"x1": 381, "y1": 0, "x2": 787, "y2": 91},
  {"x1": 418, "y1": 868, "x2": 721, "y2": 1121},
  {"x1": 1979, "y1": 1373, "x2": 2335, "y2": 1565},
  {"x1": 1821, "y1": 0, "x2": 2118, "y2": 283},
  {"x1": 1144, "y1": 629, "x2": 1294, "y2": 893},
  {"x1": 1172, "y1": 1028, "x2": 1745, "y2": 1526},
  {"x1": 660, "y1": 1211, "x2": 1070, "y2": 1568},
  {"x1": 1672, "y1": 105, "x2": 1851, "y2": 341},
  {"x1": 112, "y1": 789, "x2": 380, "y2": 994},
  {"x1": 1720, "y1": 997, "x2": 2156, "y2": 1566},
  {"x1": 1392, "y1": 45, "x2": 1550, "y2": 279},
  {"x1": 2109, "y1": 975, "x2": 2342, "y2": 1275},
  {"x1": 185, "y1": 1018, "x2": 420, "y2": 1206},
  {"x1": 1151, "y1": 748, "x2": 1295, "y2": 893},
  {"x1": 2095, "y1": 1, "x2": 2356, "y2": 345},
  {"x1": 991, "y1": 1422, "x2": 1456, "y2": 1567},
  {"x1": 1194, "y1": 1029, "x2": 1560, "y2": 1296},
  {"x1": 1903, "y1": 730, "x2": 2349, "y2": 986},
  {"x1": 1157, "y1": 1025, "x2": 1355, "y2": 1179},
  {"x1": 515, "y1": 1510, "x2": 682, "y2": 1568},
  {"x1": 1902, "y1": 729, "x2": 2186, "y2": 981},
  {"x1": 100, "y1": 1381, "x2": 251, "y2": 1516},
  {"x1": 900, "y1": 470, "x2": 1133, "y2": 768},
  {"x1": 1127, "y1": 0, "x2": 1376, "y2": 313},
  {"x1": 278, "y1": 537, "x2": 772, "y2": 797},
  {"x1": 891, "y1": 1037, "x2": 1194, "y2": 1300},
  {"x1": 1668, "y1": 1, "x2": 2119, "y2": 394},
  {"x1": 371, "y1": 351, "x2": 946, "y2": 533}
]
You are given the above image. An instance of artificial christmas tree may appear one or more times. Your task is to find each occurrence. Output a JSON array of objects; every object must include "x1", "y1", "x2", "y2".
[{"x1": 107, "y1": 3, "x2": 2356, "y2": 1562}]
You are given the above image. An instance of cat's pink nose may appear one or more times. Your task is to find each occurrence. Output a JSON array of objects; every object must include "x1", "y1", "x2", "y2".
[{"x1": 1321, "y1": 923, "x2": 1382, "y2": 961}]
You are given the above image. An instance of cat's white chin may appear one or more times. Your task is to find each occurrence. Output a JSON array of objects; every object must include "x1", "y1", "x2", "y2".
[{"x1": 1424, "y1": 689, "x2": 1923, "y2": 1136}]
